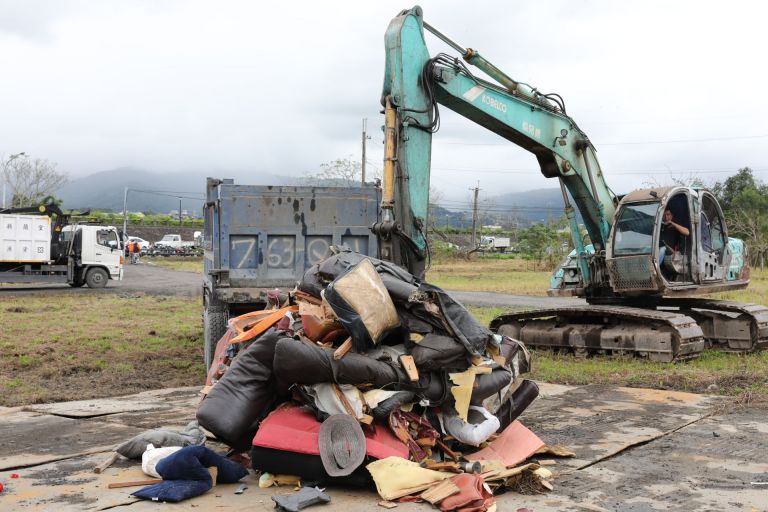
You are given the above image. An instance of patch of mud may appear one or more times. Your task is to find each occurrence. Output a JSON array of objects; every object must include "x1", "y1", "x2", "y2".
[
  {"x1": 22, "y1": 493, "x2": 98, "y2": 507},
  {"x1": 0, "y1": 348, "x2": 203, "y2": 407},
  {"x1": 24, "y1": 457, "x2": 96, "y2": 484}
]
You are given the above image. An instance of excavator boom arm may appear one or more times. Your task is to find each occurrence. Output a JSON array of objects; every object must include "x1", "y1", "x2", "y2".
[{"x1": 380, "y1": 7, "x2": 615, "y2": 278}]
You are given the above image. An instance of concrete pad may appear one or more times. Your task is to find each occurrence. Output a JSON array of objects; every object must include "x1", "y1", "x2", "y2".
[
  {"x1": 519, "y1": 384, "x2": 717, "y2": 469},
  {"x1": 536, "y1": 381, "x2": 577, "y2": 397},
  {"x1": 25, "y1": 398, "x2": 164, "y2": 418},
  {"x1": 515, "y1": 408, "x2": 768, "y2": 512},
  {"x1": 0, "y1": 411, "x2": 144, "y2": 471},
  {"x1": 0, "y1": 452, "x2": 141, "y2": 511},
  {"x1": 1, "y1": 384, "x2": 765, "y2": 511},
  {"x1": 0, "y1": 452, "x2": 407, "y2": 512},
  {"x1": 23, "y1": 387, "x2": 200, "y2": 419}
]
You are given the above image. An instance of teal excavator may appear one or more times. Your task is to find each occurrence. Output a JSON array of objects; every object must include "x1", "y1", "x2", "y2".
[{"x1": 374, "y1": 6, "x2": 768, "y2": 361}]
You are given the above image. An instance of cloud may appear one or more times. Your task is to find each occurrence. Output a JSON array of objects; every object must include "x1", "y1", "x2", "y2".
[{"x1": 0, "y1": 0, "x2": 766, "y2": 204}]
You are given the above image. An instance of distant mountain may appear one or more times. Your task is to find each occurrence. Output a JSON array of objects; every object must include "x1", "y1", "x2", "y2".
[
  {"x1": 491, "y1": 187, "x2": 572, "y2": 224},
  {"x1": 55, "y1": 170, "x2": 573, "y2": 227},
  {"x1": 433, "y1": 188, "x2": 573, "y2": 228},
  {"x1": 56, "y1": 168, "x2": 290, "y2": 214}
]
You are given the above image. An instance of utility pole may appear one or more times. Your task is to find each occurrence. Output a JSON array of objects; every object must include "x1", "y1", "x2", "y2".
[
  {"x1": 361, "y1": 118, "x2": 371, "y2": 186},
  {"x1": 122, "y1": 187, "x2": 129, "y2": 244},
  {"x1": 470, "y1": 182, "x2": 481, "y2": 248},
  {"x1": 179, "y1": 198, "x2": 182, "y2": 226}
]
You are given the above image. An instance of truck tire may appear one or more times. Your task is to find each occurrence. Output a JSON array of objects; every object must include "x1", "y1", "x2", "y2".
[
  {"x1": 85, "y1": 267, "x2": 109, "y2": 288},
  {"x1": 204, "y1": 295, "x2": 228, "y2": 371}
]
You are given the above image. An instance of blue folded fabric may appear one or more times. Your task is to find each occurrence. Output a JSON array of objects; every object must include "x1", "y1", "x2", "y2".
[
  {"x1": 132, "y1": 446, "x2": 248, "y2": 502},
  {"x1": 132, "y1": 480, "x2": 212, "y2": 503}
]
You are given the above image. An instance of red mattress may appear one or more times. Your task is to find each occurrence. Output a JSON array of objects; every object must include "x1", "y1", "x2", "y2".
[{"x1": 252, "y1": 403, "x2": 408, "y2": 460}]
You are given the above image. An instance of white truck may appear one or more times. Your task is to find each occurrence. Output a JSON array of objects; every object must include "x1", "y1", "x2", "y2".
[
  {"x1": 0, "y1": 204, "x2": 123, "y2": 288},
  {"x1": 150, "y1": 233, "x2": 202, "y2": 257},
  {"x1": 479, "y1": 235, "x2": 511, "y2": 253},
  {"x1": 154, "y1": 234, "x2": 197, "y2": 249}
]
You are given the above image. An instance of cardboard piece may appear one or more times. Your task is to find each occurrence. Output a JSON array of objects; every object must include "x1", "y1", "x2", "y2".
[
  {"x1": 420, "y1": 479, "x2": 461, "y2": 504},
  {"x1": 367, "y1": 457, "x2": 452, "y2": 501},
  {"x1": 448, "y1": 369, "x2": 475, "y2": 422},
  {"x1": 464, "y1": 421, "x2": 544, "y2": 467},
  {"x1": 448, "y1": 366, "x2": 493, "y2": 422}
]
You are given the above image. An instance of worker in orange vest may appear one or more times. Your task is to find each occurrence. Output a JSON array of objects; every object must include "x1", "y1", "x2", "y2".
[{"x1": 131, "y1": 241, "x2": 141, "y2": 264}]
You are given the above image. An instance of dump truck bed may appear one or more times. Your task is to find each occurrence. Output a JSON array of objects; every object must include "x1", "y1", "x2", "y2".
[
  {"x1": 201, "y1": 178, "x2": 381, "y2": 365},
  {"x1": 203, "y1": 179, "x2": 380, "y2": 298}
]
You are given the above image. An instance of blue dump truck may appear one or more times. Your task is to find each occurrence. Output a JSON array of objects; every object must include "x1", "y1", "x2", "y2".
[{"x1": 202, "y1": 178, "x2": 380, "y2": 367}]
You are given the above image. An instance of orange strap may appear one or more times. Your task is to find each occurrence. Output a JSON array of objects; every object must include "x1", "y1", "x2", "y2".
[
  {"x1": 229, "y1": 305, "x2": 298, "y2": 345},
  {"x1": 229, "y1": 310, "x2": 276, "y2": 334}
]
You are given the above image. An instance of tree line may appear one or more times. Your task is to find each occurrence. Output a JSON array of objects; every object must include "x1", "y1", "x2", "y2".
[
  {"x1": 713, "y1": 167, "x2": 768, "y2": 268},
  {"x1": 430, "y1": 167, "x2": 768, "y2": 271}
]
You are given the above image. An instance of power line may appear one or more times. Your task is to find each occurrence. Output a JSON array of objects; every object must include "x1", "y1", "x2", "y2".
[
  {"x1": 435, "y1": 203, "x2": 768, "y2": 213},
  {"x1": 600, "y1": 134, "x2": 768, "y2": 146},
  {"x1": 434, "y1": 133, "x2": 768, "y2": 147},
  {"x1": 351, "y1": 156, "x2": 764, "y2": 177},
  {"x1": 129, "y1": 189, "x2": 205, "y2": 200},
  {"x1": 430, "y1": 166, "x2": 768, "y2": 176},
  {"x1": 131, "y1": 189, "x2": 204, "y2": 196}
]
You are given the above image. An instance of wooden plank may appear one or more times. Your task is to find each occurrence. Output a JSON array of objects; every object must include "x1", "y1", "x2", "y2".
[
  {"x1": 419, "y1": 461, "x2": 461, "y2": 473},
  {"x1": 108, "y1": 479, "x2": 161, "y2": 489},
  {"x1": 333, "y1": 337, "x2": 353, "y2": 360},
  {"x1": 420, "y1": 479, "x2": 460, "y2": 505},
  {"x1": 331, "y1": 384, "x2": 358, "y2": 418},
  {"x1": 93, "y1": 452, "x2": 119, "y2": 474},
  {"x1": 436, "y1": 439, "x2": 460, "y2": 461}
]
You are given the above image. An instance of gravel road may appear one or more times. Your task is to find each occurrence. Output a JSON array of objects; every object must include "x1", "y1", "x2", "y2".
[{"x1": 0, "y1": 263, "x2": 581, "y2": 309}]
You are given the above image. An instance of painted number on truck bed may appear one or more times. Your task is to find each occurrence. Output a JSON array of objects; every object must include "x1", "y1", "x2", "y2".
[
  {"x1": 230, "y1": 236, "x2": 258, "y2": 269},
  {"x1": 267, "y1": 236, "x2": 295, "y2": 269}
]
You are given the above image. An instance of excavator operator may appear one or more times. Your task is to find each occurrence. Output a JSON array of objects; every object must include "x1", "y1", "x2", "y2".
[{"x1": 658, "y1": 208, "x2": 690, "y2": 265}]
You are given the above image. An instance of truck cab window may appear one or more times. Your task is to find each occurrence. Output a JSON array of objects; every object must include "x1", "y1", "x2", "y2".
[{"x1": 97, "y1": 229, "x2": 118, "y2": 249}]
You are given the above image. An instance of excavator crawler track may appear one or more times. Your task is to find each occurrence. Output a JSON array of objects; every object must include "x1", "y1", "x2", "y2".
[
  {"x1": 656, "y1": 299, "x2": 768, "y2": 352},
  {"x1": 490, "y1": 306, "x2": 706, "y2": 362}
]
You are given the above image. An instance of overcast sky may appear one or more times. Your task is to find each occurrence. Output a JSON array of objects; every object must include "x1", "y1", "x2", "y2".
[{"x1": 1, "y1": 0, "x2": 767, "y2": 204}]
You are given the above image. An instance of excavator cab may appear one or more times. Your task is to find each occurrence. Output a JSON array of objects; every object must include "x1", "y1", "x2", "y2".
[{"x1": 606, "y1": 186, "x2": 743, "y2": 297}]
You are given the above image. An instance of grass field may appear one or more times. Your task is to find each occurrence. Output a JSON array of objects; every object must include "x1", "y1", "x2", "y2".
[
  {"x1": 1, "y1": 256, "x2": 766, "y2": 406},
  {"x1": 429, "y1": 255, "x2": 768, "y2": 301},
  {"x1": 0, "y1": 294, "x2": 205, "y2": 406},
  {"x1": 427, "y1": 257, "x2": 551, "y2": 295}
]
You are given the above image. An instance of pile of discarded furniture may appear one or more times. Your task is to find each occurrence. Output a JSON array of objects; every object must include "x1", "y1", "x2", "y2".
[{"x1": 183, "y1": 247, "x2": 561, "y2": 509}]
